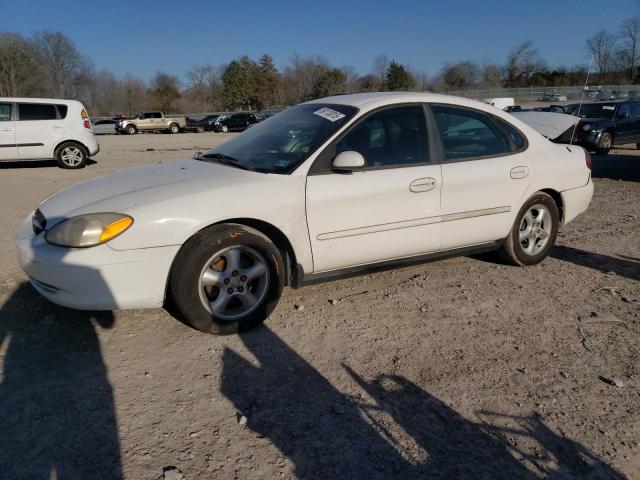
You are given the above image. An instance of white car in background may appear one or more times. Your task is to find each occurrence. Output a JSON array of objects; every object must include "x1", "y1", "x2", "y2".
[
  {"x1": 16, "y1": 92, "x2": 594, "y2": 334},
  {"x1": 0, "y1": 98, "x2": 99, "y2": 168}
]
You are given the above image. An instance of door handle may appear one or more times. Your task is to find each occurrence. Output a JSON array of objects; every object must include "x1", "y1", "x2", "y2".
[
  {"x1": 409, "y1": 177, "x2": 436, "y2": 193},
  {"x1": 510, "y1": 166, "x2": 529, "y2": 179}
]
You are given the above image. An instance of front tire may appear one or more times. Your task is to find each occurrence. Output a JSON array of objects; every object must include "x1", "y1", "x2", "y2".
[
  {"x1": 595, "y1": 132, "x2": 612, "y2": 155},
  {"x1": 498, "y1": 192, "x2": 559, "y2": 266},
  {"x1": 126, "y1": 125, "x2": 137, "y2": 135},
  {"x1": 55, "y1": 142, "x2": 87, "y2": 169},
  {"x1": 168, "y1": 224, "x2": 285, "y2": 335},
  {"x1": 221, "y1": 125, "x2": 229, "y2": 133}
]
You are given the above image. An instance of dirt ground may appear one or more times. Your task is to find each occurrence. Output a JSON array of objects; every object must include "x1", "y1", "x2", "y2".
[{"x1": 0, "y1": 132, "x2": 638, "y2": 480}]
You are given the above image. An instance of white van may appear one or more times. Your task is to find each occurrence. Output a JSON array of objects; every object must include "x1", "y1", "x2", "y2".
[{"x1": 0, "y1": 98, "x2": 99, "y2": 169}]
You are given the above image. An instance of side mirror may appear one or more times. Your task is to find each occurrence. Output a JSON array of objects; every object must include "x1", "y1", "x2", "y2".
[
  {"x1": 193, "y1": 151, "x2": 203, "y2": 160},
  {"x1": 332, "y1": 151, "x2": 365, "y2": 171}
]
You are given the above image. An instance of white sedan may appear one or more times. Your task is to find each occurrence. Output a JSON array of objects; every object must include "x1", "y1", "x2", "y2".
[{"x1": 16, "y1": 93, "x2": 594, "y2": 334}]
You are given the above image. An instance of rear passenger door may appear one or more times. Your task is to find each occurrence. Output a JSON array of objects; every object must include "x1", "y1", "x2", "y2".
[
  {"x1": 16, "y1": 103, "x2": 63, "y2": 159},
  {"x1": 0, "y1": 102, "x2": 17, "y2": 159},
  {"x1": 430, "y1": 104, "x2": 532, "y2": 250}
]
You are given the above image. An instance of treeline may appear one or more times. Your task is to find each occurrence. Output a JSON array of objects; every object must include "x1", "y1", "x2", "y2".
[{"x1": 1, "y1": 16, "x2": 638, "y2": 116}]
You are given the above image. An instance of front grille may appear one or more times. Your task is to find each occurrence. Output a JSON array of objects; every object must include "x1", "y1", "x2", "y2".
[{"x1": 32, "y1": 209, "x2": 47, "y2": 235}]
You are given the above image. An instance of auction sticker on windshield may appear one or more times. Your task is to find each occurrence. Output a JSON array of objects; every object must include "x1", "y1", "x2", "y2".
[{"x1": 314, "y1": 107, "x2": 346, "y2": 122}]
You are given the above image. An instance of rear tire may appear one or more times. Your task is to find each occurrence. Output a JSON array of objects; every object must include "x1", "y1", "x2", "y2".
[
  {"x1": 169, "y1": 123, "x2": 180, "y2": 134},
  {"x1": 55, "y1": 142, "x2": 87, "y2": 169},
  {"x1": 221, "y1": 125, "x2": 229, "y2": 133},
  {"x1": 498, "y1": 192, "x2": 559, "y2": 267},
  {"x1": 595, "y1": 132, "x2": 612, "y2": 155},
  {"x1": 168, "y1": 224, "x2": 285, "y2": 335}
]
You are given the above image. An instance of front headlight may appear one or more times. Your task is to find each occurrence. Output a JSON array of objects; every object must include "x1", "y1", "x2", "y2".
[{"x1": 45, "y1": 213, "x2": 133, "y2": 248}]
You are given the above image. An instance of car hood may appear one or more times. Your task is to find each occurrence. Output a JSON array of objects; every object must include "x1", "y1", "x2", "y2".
[{"x1": 39, "y1": 159, "x2": 265, "y2": 226}]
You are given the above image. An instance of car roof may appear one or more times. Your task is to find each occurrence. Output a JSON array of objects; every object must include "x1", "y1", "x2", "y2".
[
  {"x1": 304, "y1": 91, "x2": 522, "y2": 116},
  {"x1": 0, "y1": 97, "x2": 84, "y2": 105}
]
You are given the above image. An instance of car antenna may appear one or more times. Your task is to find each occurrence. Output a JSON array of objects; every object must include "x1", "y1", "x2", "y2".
[{"x1": 569, "y1": 53, "x2": 595, "y2": 148}]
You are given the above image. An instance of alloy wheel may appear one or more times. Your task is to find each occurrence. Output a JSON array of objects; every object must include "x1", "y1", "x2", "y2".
[
  {"x1": 518, "y1": 204, "x2": 552, "y2": 256},
  {"x1": 198, "y1": 246, "x2": 270, "y2": 321}
]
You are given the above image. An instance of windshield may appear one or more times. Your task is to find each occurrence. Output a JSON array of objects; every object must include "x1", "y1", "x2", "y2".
[
  {"x1": 576, "y1": 103, "x2": 618, "y2": 119},
  {"x1": 203, "y1": 103, "x2": 357, "y2": 173}
]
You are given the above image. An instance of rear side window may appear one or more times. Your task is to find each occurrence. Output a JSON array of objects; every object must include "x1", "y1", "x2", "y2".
[
  {"x1": 631, "y1": 103, "x2": 640, "y2": 118},
  {"x1": 0, "y1": 103, "x2": 11, "y2": 121},
  {"x1": 18, "y1": 103, "x2": 57, "y2": 121},
  {"x1": 494, "y1": 117, "x2": 526, "y2": 150},
  {"x1": 56, "y1": 104, "x2": 68, "y2": 118},
  {"x1": 431, "y1": 105, "x2": 511, "y2": 160}
]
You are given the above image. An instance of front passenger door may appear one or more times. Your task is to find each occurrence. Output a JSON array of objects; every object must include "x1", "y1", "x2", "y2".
[{"x1": 306, "y1": 105, "x2": 442, "y2": 272}]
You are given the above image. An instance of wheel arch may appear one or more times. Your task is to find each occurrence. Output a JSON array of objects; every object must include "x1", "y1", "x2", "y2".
[
  {"x1": 53, "y1": 139, "x2": 89, "y2": 158},
  {"x1": 538, "y1": 188, "x2": 564, "y2": 224}
]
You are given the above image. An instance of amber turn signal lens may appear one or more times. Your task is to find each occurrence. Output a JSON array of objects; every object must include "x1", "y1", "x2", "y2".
[{"x1": 99, "y1": 217, "x2": 134, "y2": 243}]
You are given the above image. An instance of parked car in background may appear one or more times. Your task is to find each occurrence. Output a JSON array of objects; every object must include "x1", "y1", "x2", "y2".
[
  {"x1": 533, "y1": 104, "x2": 577, "y2": 114},
  {"x1": 212, "y1": 112, "x2": 260, "y2": 132},
  {"x1": 0, "y1": 97, "x2": 99, "y2": 169},
  {"x1": 116, "y1": 112, "x2": 187, "y2": 134},
  {"x1": 612, "y1": 90, "x2": 630, "y2": 100},
  {"x1": 540, "y1": 93, "x2": 568, "y2": 102},
  {"x1": 504, "y1": 105, "x2": 523, "y2": 113},
  {"x1": 16, "y1": 92, "x2": 593, "y2": 335},
  {"x1": 572, "y1": 100, "x2": 640, "y2": 154},
  {"x1": 92, "y1": 119, "x2": 117, "y2": 135},
  {"x1": 186, "y1": 115, "x2": 221, "y2": 132}
]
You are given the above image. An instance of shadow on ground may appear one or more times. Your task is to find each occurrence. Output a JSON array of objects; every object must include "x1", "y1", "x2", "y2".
[
  {"x1": 591, "y1": 152, "x2": 640, "y2": 182},
  {"x1": 0, "y1": 283, "x2": 122, "y2": 479},
  {"x1": 221, "y1": 326, "x2": 625, "y2": 479},
  {"x1": 0, "y1": 158, "x2": 97, "y2": 169},
  {"x1": 551, "y1": 245, "x2": 640, "y2": 281}
]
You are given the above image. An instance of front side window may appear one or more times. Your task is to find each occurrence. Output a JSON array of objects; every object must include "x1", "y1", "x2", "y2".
[
  {"x1": 18, "y1": 103, "x2": 57, "y2": 121},
  {"x1": 0, "y1": 103, "x2": 11, "y2": 122},
  {"x1": 336, "y1": 105, "x2": 429, "y2": 167},
  {"x1": 431, "y1": 105, "x2": 511, "y2": 160},
  {"x1": 203, "y1": 103, "x2": 357, "y2": 174}
]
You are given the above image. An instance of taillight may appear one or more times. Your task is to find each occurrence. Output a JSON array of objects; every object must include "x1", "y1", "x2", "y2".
[
  {"x1": 81, "y1": 109, "x2": 91, "y2": 129},
  {"x1": 584, "y1": 149, "x2": 592, "y2": 170}
]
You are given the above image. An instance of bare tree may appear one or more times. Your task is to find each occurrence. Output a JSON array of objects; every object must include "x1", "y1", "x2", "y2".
[
  {"x1": 478, "y1": 62, "x2": 503, "y2": 88},
  {"x1": 504, "y1": 41, "x2": 545, "y2": 87},
  {"x1": 282, "y1": 54, "x2": 329, "y2": 104},
  {"x1": 33, "y1": 31, "x2": 90, "y2": 97},
  {"x1": 587, "y1": 31, "x2": 618, "y2": 83},
  {"x1": 0, "y1": 33, "x2": 44, "y2": 97},
  {"x1": 440, "y1": 61, "x2": 478, "y2": 90},
  {"x1": 185, "y1": 63, "x2": 221, "y2": 111},
  {"x1": 619, "y1": 16, "x2": 640, "y2": 82},
  {"x1": 372, "y1": 54, "x2": 390, "y2": 82}
]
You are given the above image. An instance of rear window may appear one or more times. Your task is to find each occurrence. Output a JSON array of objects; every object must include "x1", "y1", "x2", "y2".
[
  {"x1": 18, "y1": 103, "x2": 57, "y2": 121},
  {"x1": 56, "y1": 104, "x2": 68, "y2": 118}
]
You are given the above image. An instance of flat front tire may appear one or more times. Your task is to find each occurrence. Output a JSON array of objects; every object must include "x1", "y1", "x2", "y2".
[
  {"x1": 168, "y1": 224, "x2": 285, "y2": 335},
  {"x1": 498, "y1": 192, "x2": 559, "y2": 266}
]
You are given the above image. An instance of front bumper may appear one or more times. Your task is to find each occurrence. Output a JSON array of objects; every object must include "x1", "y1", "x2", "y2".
[
  {"x1": 573, "y1": 131, "x2": 604, "y2": 151},
  {"x1": 15, "y1": 213, "x2": 180, "y2": 310}
]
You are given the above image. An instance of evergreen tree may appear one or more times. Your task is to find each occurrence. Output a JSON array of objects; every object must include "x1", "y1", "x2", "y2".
[
  {"x1": 384, "y1": 61, "x2": 416, "y2": 91},
  {"x1": 254, "y1": 54, "x2": 282, "y2": 109},
  {"x1": 311, "y1": 67, "x2": 346, "y2": 98},
  {"x1": 149, "y1": 72, "x2": 180, "y2": 112},
  {"x1": 222, "y1": 56, "x2": 258, "y2": 110}
]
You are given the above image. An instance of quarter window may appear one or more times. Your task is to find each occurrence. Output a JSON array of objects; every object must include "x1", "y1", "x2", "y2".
[
  {"x1": 431, "y1": 105, "x2": 511, "y2": 160},
  {"x1": 336, "y1": 105, "x2": 429, "y2": 167},
  {"x1": 0, "y1": 103, "x2": 11, "y2": 122},
  {"x1": 494, "y1": 117, "x2": 526, "y2": 150},
  {"x1": 18, "y1": 103, "x2": 57, "y2": 121}
]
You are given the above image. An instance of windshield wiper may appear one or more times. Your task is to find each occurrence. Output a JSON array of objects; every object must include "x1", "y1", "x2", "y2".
[{"x1": 201, "y1": 153, "x2": 249, "y2": 170}]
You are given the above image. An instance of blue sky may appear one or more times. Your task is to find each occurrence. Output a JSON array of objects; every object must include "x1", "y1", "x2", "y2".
[{"x1": 2, "y1": 0, "x2": 639, "y2": 81}]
